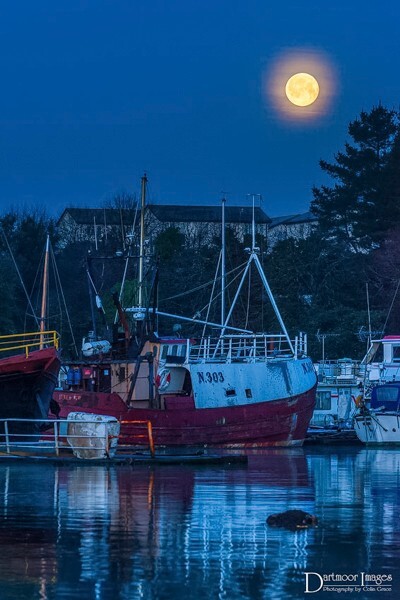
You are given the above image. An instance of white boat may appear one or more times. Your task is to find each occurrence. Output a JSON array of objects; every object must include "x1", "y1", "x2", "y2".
[
  {"x1": 354, "y1": 383, "x2": 400, "y2": 444},
  {"x1": 311, "y1": 359, "x2": 361, "y2": 430},
  {"x1": 310, "y1": 335, "x2": 400, "y2": 435},
  {"x1": 361, "y1": 335, "x2": 400, "y2": 391}
]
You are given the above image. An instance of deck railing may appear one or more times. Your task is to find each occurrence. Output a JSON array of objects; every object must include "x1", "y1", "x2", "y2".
[
  {"x1": 315, "y1": 360, "x2": 364, "y2": 383},
  {"x1": 0, "y1": 330, "x2": 60, "y2": 357},
  {"x1": 187, "y1": 332, "x2": 307, "y2": 363},
  {"x1": 0, "y1": 417, "x2": 155, "y2": 458}
]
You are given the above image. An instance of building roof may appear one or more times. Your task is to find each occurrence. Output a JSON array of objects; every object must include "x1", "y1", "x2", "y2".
[
  {"x1": 269, "y1": 211, "x2": 316, "y2": 227},
  {"x1": 147, "y1": 204, "x2": 271, "y2": 224},
  {"x1": 58, "y1": 206, "x2": 317, "y2": 228},
  {"x1": 58, "y1": 207, "x2": 136, "y2": 226}
]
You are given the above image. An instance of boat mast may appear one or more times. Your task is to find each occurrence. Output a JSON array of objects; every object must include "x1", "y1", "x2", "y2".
[
  {"x1": 86, "y1": 255, "x2": 98, "y2": 339},
  {"x1": 251, "y1": 194, "x2": 256, "y2": 251},
  {"x1": 138, "y1": 173, "x2": 147, "y2": 308},
  {"x1": 39, "y1": 235, "x2": 50, "y2": 349},
  {"x1": 221, "y1": 197, "x2": 226, "y2": 327}
]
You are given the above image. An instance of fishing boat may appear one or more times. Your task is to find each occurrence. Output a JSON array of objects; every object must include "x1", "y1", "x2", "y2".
[
  {"x1": 53, "y1": 179, "x2": 317, "y2": 447},
  {"x1": 0, "y1": 236, "x2": 61, "y2": 436}
]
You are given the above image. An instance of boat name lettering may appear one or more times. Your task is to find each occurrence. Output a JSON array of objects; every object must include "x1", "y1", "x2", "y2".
[
  {"x1": 58, "y1": 393, "x2": 82, "y2": 401},
  {"x1": 197, "y1": 371, "x2": 225, "y2": 383},
  {"x1": 302, "y1": 362, "x2": 314, "y2": 374}
]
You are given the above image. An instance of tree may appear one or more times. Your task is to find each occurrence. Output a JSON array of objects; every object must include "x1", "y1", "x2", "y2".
[
  {"x1": 368, "y1": 226, "x2": 400, "y2": 334},
  {"x1": 311, "y1": 105, "x2": 400, "y2": 251},
  {"x1": 265, "y1": 233, "x2": 370, "y2": 359},
  {"x1": 154, "y1": 227, "x2": 185, "y2": 261},
  {"x1": 0, "y1": 208, "x2": 58, "y2": 332}
]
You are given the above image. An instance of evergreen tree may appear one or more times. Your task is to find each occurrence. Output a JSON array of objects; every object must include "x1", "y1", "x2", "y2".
[{"x1": 311, "y1": 105, "x2": 399, "y2": 251}]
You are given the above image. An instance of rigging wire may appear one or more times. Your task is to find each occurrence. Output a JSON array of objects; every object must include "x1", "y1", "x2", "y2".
[
  {"x1": 193, "y1": 262, "x2": 251, "y2": 321},
  {"x1": 382, "y1": 278, "x2": 400, "y2": 334},
  {"x1": 200, "y1": 250, "x2": 222, "y2": 339},
  {"x1": 50, "y1": 243, "x2": 79, "y2": 356},
  {"x1": 114, "y1": 194, "x2": 141, "y2": 324},
  {"x1": 244, "y1": 263, "x2": 251, "y2": 330},
  {"x1": 27, "y1": 245, "x2": 46, "y2": 330},
  {"x1": 0, "y1": 225, "x2": 40, "y2": 329},
  {"x1": 159, "y1": 260, "x2": 248, "y2": 303}
]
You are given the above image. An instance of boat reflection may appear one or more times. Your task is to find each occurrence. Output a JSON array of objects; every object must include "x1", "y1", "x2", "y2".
[{"x1": 0, "y1": 447, "x2": 399, "y2": 599}]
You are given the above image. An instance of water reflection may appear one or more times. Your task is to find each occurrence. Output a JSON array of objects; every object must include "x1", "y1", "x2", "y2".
[{"x1": 0, "y1": 448, "x2": 399, "y2": 599}]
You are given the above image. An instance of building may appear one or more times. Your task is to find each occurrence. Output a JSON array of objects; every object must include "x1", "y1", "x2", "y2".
[
  {"x1": 57, "y1": 205, "x2": 272, "y2": 250},
  {"x1": 57, "y1": 205, "x2": 316, "y2": 251},
  {"x1": 145, "y1": 205, "x2": 271, "y2": 248},
  {"x1": 267, "y1": 212, "x2": 317, "y2": 248},
  {"x1": 57, "y1": 207, "x2": 136, "y2": 248}
]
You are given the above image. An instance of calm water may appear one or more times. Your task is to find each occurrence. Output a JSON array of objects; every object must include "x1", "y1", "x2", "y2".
[{"x1": 0, "y1": 447, "x2": 399, "y2": 600}]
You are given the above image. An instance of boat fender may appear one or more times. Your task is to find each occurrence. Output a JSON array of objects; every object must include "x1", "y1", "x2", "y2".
[{"x1": 155, "y1": 368, "x2": 171, "y2": 392}]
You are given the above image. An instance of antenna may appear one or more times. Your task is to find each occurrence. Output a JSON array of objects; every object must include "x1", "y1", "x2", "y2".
[
  {"x1": 94, "y1": 216, "x2": 98, "y2": 251},
  {"x1": 366, "y1": 282, "x2": 372, "y2": 348},
  {"x1": 316, "y1": 330, "x2": 340, "y2": 362},
  {"x1": 247, "y1": 193, "x2": 261, "y2": 251}
]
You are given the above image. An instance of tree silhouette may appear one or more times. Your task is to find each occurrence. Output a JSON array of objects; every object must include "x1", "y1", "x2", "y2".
[{"x1": 312, "y1": 105, "x2": 399, "y2": 251}]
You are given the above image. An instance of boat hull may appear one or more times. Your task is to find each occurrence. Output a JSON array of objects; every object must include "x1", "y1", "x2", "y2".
[
  {"x1": 354, "y1": 412, "x2": 400, "y2": 444},
  {"x1": 0, "y1": 347, "x2": 61, "y2": 437},
  {"x1": 54, "y1": 384, "x2": 316, "y2": 447}
]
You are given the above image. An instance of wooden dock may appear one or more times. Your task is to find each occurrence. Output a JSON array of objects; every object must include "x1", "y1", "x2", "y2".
[{"x1": 0, "y1": 448, "x2": 248, "y2": 466}]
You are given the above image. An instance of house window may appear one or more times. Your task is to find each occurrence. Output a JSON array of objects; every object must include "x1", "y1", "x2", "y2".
[
  {"x1": 118, "y1": 367, "x2": 126, "y2": 383},
  {"x1": 245, "y1": 389, "x2": 252, "y2": 398}
]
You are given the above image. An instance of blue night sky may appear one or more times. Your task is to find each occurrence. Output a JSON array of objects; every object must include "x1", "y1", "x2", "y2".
[{"x1": 0, "y1": 0, "x2": 399, "y2": 218}]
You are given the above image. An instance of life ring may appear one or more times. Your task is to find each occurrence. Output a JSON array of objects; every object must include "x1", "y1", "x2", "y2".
[{"x1": 155, "y1": 368, "x2": 171, "y2": 392}]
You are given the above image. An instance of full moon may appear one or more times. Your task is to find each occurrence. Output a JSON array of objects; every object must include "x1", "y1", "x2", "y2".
[{"x1": 285, "y1": 73, "x2": 319, "y2": 107}]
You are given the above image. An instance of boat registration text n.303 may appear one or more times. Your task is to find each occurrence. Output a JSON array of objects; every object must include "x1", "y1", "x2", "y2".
[{"x1": 197, "y1": 372, "x2": 225, "y2": 383}]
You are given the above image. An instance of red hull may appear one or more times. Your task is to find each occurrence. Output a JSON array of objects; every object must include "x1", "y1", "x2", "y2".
[
  {"x1": 54, "y1": 385, "x2": 316, "y2": 447},
  {"x1": 0, "y1": 346, "x2": 60, "y2": 377},
  {"x1": 0, "y1": 347, "x2": 61, "y2": 435}
]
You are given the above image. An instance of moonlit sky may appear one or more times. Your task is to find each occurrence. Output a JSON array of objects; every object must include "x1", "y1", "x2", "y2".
[{"x1": 0, "y1": 0, "x2": 399, "y2": 217}]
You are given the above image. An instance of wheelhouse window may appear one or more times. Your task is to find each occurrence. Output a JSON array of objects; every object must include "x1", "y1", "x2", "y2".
[
  {"x1": 315, "y1": 391, "x2": 331, "y2": 410},
  {"x1": 118, "y1": 367, "x2": 126, "y2": 383},
  {"x1": 373, "y1": 386, "x2": 400, "y2": 408},
  {"x1": 392, "y1": 346, "x2": 400, "y2": 362}
]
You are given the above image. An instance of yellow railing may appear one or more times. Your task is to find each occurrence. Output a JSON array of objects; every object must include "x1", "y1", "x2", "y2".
[{"x1": 0, "y1": 330, "x2": 60, "y2": 358}]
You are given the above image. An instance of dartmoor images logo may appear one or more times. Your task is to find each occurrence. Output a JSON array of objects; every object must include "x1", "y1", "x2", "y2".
[{"x1": 304, "y1": 572, "x2": 393, "y2": 594}]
